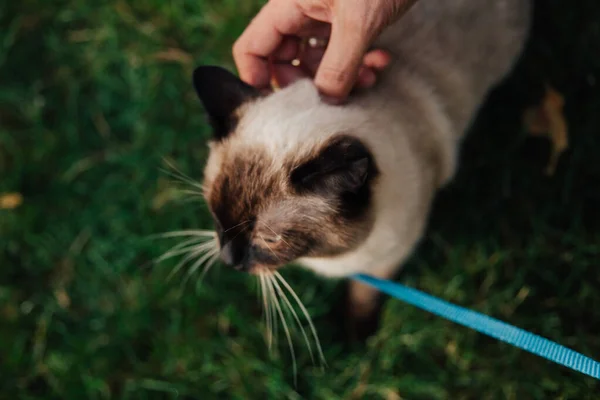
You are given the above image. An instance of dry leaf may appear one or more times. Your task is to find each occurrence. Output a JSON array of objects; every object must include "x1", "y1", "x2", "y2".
[
  {"x1": 54, "y1": 288, "x2": 71, "y2": 309},
  {"x1": 524, "y1": 85, "x2": 569, "y2": 175},
  {"x1": 152, "y1": 178, "x2": 188, "y2": 210},
  {"x1": 382, "y1": 389, "x2": 403, "y2": 400},
  {"x1": 0, "y1": 192, "x2": 23, "y2": 209},
  {"x1": 152, "y1": 187, "x2": 182, "y2": 210}
]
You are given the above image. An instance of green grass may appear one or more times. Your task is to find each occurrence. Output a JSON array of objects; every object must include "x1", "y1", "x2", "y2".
[{"x1": 1, "y1": 0, "x2": 600, "y2": 398}]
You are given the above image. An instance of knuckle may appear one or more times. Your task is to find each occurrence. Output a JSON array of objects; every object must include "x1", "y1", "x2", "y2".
[
  {"x1": 341, "y1": 11, "x2": 368, "y2": 34},
  {"x1": 342, "y1": 0, "x2": 388, "y2": 37}
]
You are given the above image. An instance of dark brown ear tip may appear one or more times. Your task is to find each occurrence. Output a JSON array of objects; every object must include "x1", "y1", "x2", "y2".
[
  {"x1": 192, "y1": 65, "x2": 229, "y2": 84},
  {"x1": 192, "y1": 65, "x2": 261, "y2": 141}
]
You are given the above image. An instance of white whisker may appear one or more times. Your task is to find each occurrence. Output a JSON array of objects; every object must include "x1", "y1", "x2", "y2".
[
  {"x1": 259, "y1": 274, "x2": 273, "y2": 350},
  {"x1": 275, "y1": 271, "x2": 326, "y2": 366},
  {"x1": 186, "y1": 246, "x2": 219, "y2": 275},
  {"x1": 268, "y1": 274, "x2": 278, "y2": 350},
  {"x1": 197, "y1": 251, "x2": 221, "y2": 284},
  {"x1": 154, "y1": 240, "x2": 210, "y2": 264},
  {"x1": 227, "y1": 223, "x2": 254, "y2": 244},
  {"x1": 168, "y1": 251, "x2": 201, "y2": 281},
  {"x1": 265, "y1": 274, "x2": 297, "y2": 383},
  {"x1": 166, "y1": 239, "x2": 218, "y2": 281},
  {"x1": 160, "y1": 159, "x2": 204, "y2": 192},
  {"x1": 151, "y1": 162, "x2": 222, "y2": 288},
  {"x1": 270, "y1": 273, "x2": 315, "y2": 364},
  {"x1": 173, "y1": 196, "x2": 206, "y2": 206},
  {"x1": 168, "y1": 248, "x2": 208, "y2": 281},
  {"x1": 153, "y1": 237, "x2": 203, "y2": 263},
  {"x1": 178, "y1": 189, "x2": 205, "y2": 197},
  {"x1": 268, "y1": 275, "x2": 279, "y2": 345},
  {"x1": 259, "y1": 221, "x2": 292, "y2": 249},
  {"x1": 259, "y1": 234, "x2": 282, "y2": 262},
  {"x1": 263, "y1": 272, "x2": 277, "y2": 349},
  {"x1": 151, "y1": 230, "x2": 217, "y2": 239},
  {"x1": 192, "y1": 239, "x2": 218, "y2": 252},
  {"x1": 182, "y1": 247, "x2": 220, "y2": 287},
  {"x1": 256, "y1": 274, "x2": 262, "y2": 305},
  {"x1": 223, "y1": 219, "x2": 253, "y2": 234},
  {"x1": 176, "y1": 240, "x2": 218, "y2": 258}
]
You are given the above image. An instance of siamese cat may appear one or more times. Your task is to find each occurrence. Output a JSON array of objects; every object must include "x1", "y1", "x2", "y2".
[{"x1": 190, "y1": 0, "x2": 531, "y2": 335}]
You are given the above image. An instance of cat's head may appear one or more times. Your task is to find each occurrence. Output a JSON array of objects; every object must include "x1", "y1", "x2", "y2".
[{"x1": 192, "y1": 66, "x2": 379, "y2": 273}]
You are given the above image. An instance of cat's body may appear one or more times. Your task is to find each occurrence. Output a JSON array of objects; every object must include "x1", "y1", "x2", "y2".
[
  {"x1": 193, "y1": 0, "x2": 531, "y2": 326},
  {"x1": 298, "y1": 0, "x2": 532, "y2": 276}
]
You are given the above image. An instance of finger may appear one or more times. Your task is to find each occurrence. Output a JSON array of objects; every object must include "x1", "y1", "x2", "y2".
[
  {"x1": 314, "y1": 14, "x2": 372, "y2": 100},
  {"x1": 363, "y1": 49, "x2": 391, "y2": 70},
  {"x1": 355, "y1": 49, "x2": 391, "y2": 88},
  {"x1": 233, "y1": 1, "x2": 309, "y2": 88}
]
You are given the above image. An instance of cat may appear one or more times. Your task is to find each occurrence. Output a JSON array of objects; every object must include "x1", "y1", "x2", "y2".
[{"x1": 190, "y1": 0, "x2": 531, "y2": 336}]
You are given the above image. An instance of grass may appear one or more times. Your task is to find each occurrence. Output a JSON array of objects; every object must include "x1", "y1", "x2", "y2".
[{"x1": 1, "y1": 0, "x2": 600, "y2": 398}]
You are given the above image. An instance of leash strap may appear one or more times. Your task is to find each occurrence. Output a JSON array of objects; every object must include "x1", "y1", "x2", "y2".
[{"x1": 352, "y1": 273, "x2": 600, "y2": 380}]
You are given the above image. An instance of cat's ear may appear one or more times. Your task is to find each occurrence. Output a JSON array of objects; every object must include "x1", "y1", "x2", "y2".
[
  {"x1": 291, "y1": 136, "x2": 376, "y2": 195},
  {"x1": 192, "y1": 66, "x2": 260, "y2": 140}
]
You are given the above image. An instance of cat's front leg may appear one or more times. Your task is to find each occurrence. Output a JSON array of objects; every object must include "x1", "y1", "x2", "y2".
[{"x1": 345, "y1": 267, "x2": 396, "y2": 342}]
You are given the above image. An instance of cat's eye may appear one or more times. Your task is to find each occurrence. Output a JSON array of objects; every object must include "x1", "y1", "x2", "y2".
[{"x1": 262, "y1": 235, "x2": 282, "y2": 244}]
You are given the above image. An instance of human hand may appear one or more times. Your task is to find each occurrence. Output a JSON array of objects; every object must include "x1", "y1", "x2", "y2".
[{"x1": 232, "y1": 0, "x2": 419, "y2": 102}]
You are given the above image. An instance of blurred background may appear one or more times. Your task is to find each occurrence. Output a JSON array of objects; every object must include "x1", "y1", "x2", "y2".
[{"x1": 1, "y1": 0, "x2": 599, "y2": 398}]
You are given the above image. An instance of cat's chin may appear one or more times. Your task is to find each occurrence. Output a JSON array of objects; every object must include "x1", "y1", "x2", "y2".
[{"x1": 247, "y1": 265, "x2": 279, "y2": 276}]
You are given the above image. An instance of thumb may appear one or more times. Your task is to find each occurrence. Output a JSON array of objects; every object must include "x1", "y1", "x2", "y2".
[{"x1": 314, "y1": 18, "x2": 372, "y2": 101}]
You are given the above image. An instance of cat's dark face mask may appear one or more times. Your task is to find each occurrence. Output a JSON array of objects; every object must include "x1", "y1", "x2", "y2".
[{"x1": 204, "y1": 135, "x2": 377, "y2": 274}]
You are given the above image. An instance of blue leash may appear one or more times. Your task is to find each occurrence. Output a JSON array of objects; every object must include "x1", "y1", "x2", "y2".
[{"x1": 352, "y1": 273, "x2": 600, "y2": 380}]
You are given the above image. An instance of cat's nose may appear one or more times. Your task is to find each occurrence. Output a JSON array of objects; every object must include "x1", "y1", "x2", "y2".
[{"x1": 220, "y1": 239, "x2": 247, "y2": 270}]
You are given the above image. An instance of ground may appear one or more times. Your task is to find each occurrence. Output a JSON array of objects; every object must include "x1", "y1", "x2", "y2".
[{"x1": 1, "y1": 0, "x2": 599, "y2": 398}]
